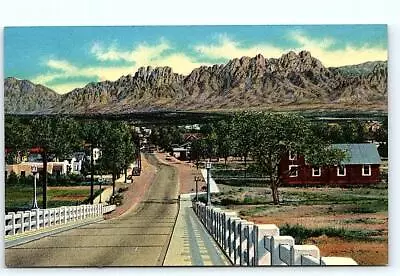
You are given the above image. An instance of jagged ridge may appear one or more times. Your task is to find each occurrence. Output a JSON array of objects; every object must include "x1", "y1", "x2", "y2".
[{"x1": 4, "y1": 51, "x2": 388, "y2": 114}]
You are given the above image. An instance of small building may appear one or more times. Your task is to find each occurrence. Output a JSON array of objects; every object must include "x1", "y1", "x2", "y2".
[{"x1": 280, "y1": 143, "x2": 381, "y2": 186}]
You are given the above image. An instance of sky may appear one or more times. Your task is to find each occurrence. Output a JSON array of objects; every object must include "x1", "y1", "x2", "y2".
[{"x1": 4, "y1": 25, "x2": 387, "y2": 94}]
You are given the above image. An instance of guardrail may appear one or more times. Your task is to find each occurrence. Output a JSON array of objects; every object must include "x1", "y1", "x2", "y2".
[
  {"x1": 192, "y1": 201, "x2": 358, "y2": 266},
  {"x1": 5, "y1": 204, "x2": 116, "y2": 236}
]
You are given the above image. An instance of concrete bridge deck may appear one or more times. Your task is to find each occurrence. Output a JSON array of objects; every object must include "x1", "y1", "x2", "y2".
[
  {"x1": 5, "y1": 154, "x2": 230, "y2": 267},
  {"x1": 164, "y1": 195, "x2": 230, "y2": 266}
]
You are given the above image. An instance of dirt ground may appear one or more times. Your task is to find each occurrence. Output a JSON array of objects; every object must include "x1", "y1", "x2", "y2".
[
  {"x1": 104, "y1": 154, "x2": 157, "y2": 219},
  {"x1": 154, "y1": 153, "x2": 203, "y2": 194},
  {"x1": 215, "y1": 184, "x2": 388, "y2": 265},
  {"x1": 244, "y1": 208, "x2": 388, "y2": 265}
]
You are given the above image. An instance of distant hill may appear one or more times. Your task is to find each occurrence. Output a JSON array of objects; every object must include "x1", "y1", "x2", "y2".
[
  {"x1": 4, "y1": 77, "x2": 61, "y2": 113},
  {"x1": 4, "y1": 51, "x2": 387, "y2": 114},
  {"x1": 329, "y1": 61, "x2": 387, "y2": 77}
]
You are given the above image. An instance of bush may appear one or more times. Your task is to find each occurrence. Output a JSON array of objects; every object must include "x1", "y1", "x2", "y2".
[{"x1": 279, "y1": 223, "x2": 382, "y2": 244}]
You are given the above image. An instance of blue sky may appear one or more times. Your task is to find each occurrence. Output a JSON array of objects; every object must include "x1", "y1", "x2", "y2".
[{"x1": 4, "y1": 25, "x2": 387, "y2": 94}]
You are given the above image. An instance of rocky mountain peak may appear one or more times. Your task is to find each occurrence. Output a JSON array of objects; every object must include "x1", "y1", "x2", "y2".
[{"x1": 4, "y1": 51, "x2": 388, "y2": 114}]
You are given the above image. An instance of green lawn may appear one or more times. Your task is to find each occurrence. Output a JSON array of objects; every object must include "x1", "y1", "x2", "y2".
[{"x1": 5, "y1": 185, "x2": 95, "y2": 213}]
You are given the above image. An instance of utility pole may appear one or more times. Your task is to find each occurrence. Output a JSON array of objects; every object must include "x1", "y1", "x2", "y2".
[
  {"x1": 206, "y1": 161, "x2": 211, "y2": 206},
  {"x1": 90, "y1": 144, "x2": 94, "y2": 204},
  {"x1": 31, "y1": 165, "x2": 39, "y2": 209},
  {"x1": 194, "y1": 176, "x2": 201, "y2": 202}
]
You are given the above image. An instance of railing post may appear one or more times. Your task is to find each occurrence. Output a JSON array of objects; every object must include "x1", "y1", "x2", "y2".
[
  {"x1": 229, "y1": 217, "x2": 241, "y2": 260},
  {"x1": 64, "y1": 206, "x2": 67, "y2": 224},
  {"x1": 10, "y1": 212, "x2": 16, "y2": 235},
  {"x1": 320, "y1": 257, "x2": 358, "y2": 266},
  {"x1": 254, "y1": 224, "x2": 280, "y2": 266},
  {"x1": 27, "y1": 211, "x2": 32, "y2": 231},
  {"x1": 291, "y1": 245, "x2": 320, "y2": 266},
  {"x1": 35, "y1": 209, "x2": 40, "y2": 230},
  {"x1": 269, "y1": 236, "x2": 295, "y2": 265},
  {"x1": 239, "y1": 221, "x2": 254, "y2": 266},
  {"x1": 17, "y1": 211, "x2": 24, "y2": 234}
]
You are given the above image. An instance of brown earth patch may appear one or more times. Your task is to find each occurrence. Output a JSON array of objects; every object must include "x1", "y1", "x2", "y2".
[{"x1": 305, "y1": 236, "x2": 388, "y2": 265}]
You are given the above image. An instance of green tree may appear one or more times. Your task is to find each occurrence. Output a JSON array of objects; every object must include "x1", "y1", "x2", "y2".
[
  {"x1": 190, "y1": 139, "x2": 207, "y2": 169},
  {"x1": 79, "y1": 119, "x2": 105, "y2": 203},
  {"x1": 241, "y1": 112, "x2": 346, "y2": 204},
  {"x1": 214, "y1": 120, "x2": 233, "y2": 167},
  {"x1": 28, "y1": 115, "x2": 78, "y2": 208},
  {"x1": 231, "y1": 112, "x2": 258, "y2": 178},
  {"x1": 100, "y1": 121, "x2": 135, "y2": 196}
]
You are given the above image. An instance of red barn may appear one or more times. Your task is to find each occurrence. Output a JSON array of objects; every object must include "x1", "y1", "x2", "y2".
[{"x1": 280, "y1": 143, "x2": 381, "y2": 186}]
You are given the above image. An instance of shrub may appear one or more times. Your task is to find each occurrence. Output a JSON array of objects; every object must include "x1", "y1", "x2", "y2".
[{"x1": 280, "y1": 223, "x2": 381, "y2": 244}]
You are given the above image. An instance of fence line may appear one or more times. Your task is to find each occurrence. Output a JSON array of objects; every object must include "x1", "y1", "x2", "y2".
[
  {"x1": 192, "y1": 201, "x2": 358, "y2": 266},
  {"x1": 5, "y1": 204, "x2": 116, "y2": 237}
]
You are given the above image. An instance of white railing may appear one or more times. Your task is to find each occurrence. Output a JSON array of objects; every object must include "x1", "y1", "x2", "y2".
[
  {"x1": 5, "y1": 204, "x2": 116, "y2": 237},
  {"x1": 192, "y1": 201, "x2": 358, "y2": 266}
]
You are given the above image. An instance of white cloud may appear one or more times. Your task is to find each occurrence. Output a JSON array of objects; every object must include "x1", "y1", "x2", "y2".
[
  {"x1": 33, "y1": 40, "x2": 211, "y2": 93},
  {"x1": 32, "y1": 59, "x2": 135, "y2": 93},
  {"x1": 90, "y1": 39, "x2": 170, "y2": 64},
  {"x1": 195, "y1": 33, "x2": 387, "y2": 67},
  {"x1": 32, "y1": 33, "x2": 387, "y2": 94},
  {"x1": 47, "y1": 81, "x2": 89, "y2": 94},
  {"x1": 194, "y1": 34, "x2": 285, "y2": 60},
  {"x1": 290, "y1": 31, "x2": 387, "y2": 67}
]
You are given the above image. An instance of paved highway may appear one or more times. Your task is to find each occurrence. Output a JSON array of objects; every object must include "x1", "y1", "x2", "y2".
[{"x1": 5, "y1": 154, "x2": 179, "y2": 267}]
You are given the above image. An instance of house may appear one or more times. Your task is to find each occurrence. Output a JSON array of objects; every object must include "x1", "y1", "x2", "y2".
[
  {"x1": 6, "y1": 161, "x2": 70, "y2": 178},
  {"x1": 280, "y1": 143, "x2": 381, "y2": 186},
  {"x1": 172, "y1": 142, "x2": 192, "y2": 160}
]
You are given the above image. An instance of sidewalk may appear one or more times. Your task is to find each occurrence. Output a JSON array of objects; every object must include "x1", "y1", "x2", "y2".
[{"x1": 164, "y1": 194, "x2": 231, "y2": 266}]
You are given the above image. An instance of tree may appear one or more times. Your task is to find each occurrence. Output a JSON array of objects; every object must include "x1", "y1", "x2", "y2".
[
  {"x1": 190, "y1": 139, "x2": 207, "y2": 169},
  {"x1": 121, "y1": 126, "x2": 137, "y2": 183},
  {"x1": 79, "y1": 119, "x2": 105, "y2": 204},
  {"x1": 5, "y1": 116, "x2": 30, "y2": 164},
  {"x1": 231, "y1": 112, "x2": 258, "y2": 178},
  {"x1": 240, "y1": 112, "x2": 346, "y2": 204},
  {"x1": 28, "y1": 115, "x2": 78, "y2": 208},
  {"x1": 214, "y1": 120, "x2": 233, "y2": 167},
  {"x1": 100, "y1": 121, "x2": 135, "y2": 197}
]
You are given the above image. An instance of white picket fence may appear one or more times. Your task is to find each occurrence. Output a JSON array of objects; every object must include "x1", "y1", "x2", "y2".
[
  {"x1": 192, "y1": 201, "x2": 358, "y2": 266},
  {"x1": 5, "y1": 204, "x2": 116, "y2": 236}
]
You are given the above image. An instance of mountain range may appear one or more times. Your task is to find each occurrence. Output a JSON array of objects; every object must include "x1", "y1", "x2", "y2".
[{"x1": 4, "y1": 51, "x2": 388, "y2": 114}]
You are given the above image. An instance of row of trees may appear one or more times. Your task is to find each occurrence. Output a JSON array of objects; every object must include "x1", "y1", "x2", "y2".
[
  {"x1": 189, "y1": 112, "x2": 379, "y2": 204},
  {"x1": 5, "y1": 116, "x2": 138, "y2": 208}
]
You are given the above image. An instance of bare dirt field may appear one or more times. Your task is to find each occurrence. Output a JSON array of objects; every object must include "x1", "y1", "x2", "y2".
[{"x1": 213, "y1": 184, "x2": 388, "y2": 265}]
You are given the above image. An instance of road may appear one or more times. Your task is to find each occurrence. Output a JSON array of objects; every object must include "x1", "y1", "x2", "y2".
[{"x1": 5, "y1": 154, "x2": 179, "y2": 267}]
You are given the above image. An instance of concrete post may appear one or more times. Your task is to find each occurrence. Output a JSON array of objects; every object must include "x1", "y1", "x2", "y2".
[
  {"x1": 64, "y1": 206, "x2": 67, "y2": 224},
  {"x1": 268, "y1": 236, "x2": 295, "y2": 266},
  {"x1": 240, "y1": 221, "x2": 254, "y2": 266},
  {"x1": 228, "y1": 217, "x2": 241, "y2": 259},
  {"x1": 213, "y1": 208, "x2": 221, "y2": 240},
  {"x1": 27, "y1": 211, "x2": 32, "y2": 231},
  {"x1": 35, "y1": 209, "x2": 40, "y2": 230},
  {"x1": 291, "y1": 245, "x2": 320, "y2": 266},
  {"x1": 55, "y1": 208, "x2": 59, "y2": 225},
  {"x1": 301, "y1": 255, "x2": 321, "y2": 266},
  {"x1": 245, "y1": 222, "x2": 256, "y2": 266},
  {"x1": 17, "y1": 212, "x2": 24, "y2": 233},
  {"x1": 49, "y1": 209, "x2": 53, "y2": 226},
  {"x1": 233, "y1": 219, "x2": 245, "y2": 265},
  {"x1": 222, "y1": 212, "x2": 237, "y2": 252},
  {"x1": 320, "y1": 257, "x2": 358, "y2": 265},
  {"x1": 10, "y1": 212, "x2": 16, "y2": 235},
  {"x1": 205, "y1": 206, "x2": 209, "y2": 229},
  {"x1": 279, "y1": 244, "x2": 292, "y2": 265},
  {"x1": 254, "y1": 224, "x2": 280, "y2": 266}
]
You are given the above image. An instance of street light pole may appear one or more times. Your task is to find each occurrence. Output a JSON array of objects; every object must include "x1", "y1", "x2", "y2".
[
  {"x1": 194, "y1": 176, "x2": 200, "y2": 202},
  {"x1": 206, "y1": 161, "x2": 211, "y2": 206},
  {"x1": 31, "y1": 165, "x2": 39, "y2": 209}
]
